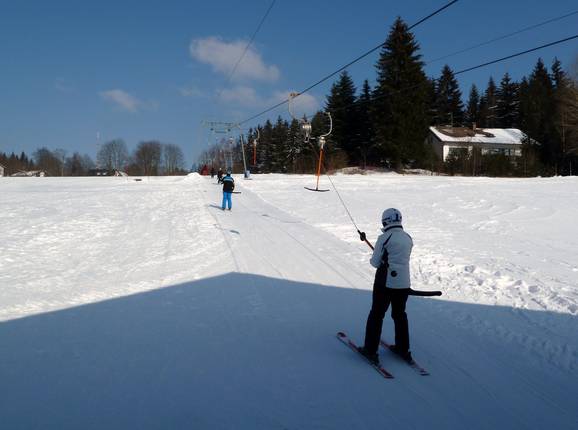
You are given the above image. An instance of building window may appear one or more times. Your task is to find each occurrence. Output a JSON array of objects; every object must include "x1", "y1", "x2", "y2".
[{"x1": 448, "y1": 147, "x2": 469, "y2": 156}]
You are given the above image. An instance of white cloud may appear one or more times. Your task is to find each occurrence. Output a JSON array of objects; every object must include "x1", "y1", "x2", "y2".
[
  {"x1": 190, "y1": 36, "x2": 280, "y2": 82},
  {"x1": 100, "y1": 89, "x2": 142, "y2": 112}
]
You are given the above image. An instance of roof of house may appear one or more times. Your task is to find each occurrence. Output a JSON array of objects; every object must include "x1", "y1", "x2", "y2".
[
  {"x1": 10, "y1": 170, "x2": 46, "y2": 177},
  {"x1": 429, "y1": 126, "x2": 526, "y2": 145}
]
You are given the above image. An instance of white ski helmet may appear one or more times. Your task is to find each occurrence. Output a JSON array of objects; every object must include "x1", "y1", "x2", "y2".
[{"x1": 382, "y1": 208, "x2": 402, "y2": 227}]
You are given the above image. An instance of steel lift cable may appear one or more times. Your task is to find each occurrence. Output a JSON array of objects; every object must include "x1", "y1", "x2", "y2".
[
  {"x1": 426, "y1": 9, "x2": 578, "y2": 66},
  {"x1": 227, "y1": 0, "x2": 277, "y2": 83},
  {"x1": 236, "y1": 0, "x2": 460, "y2": 126}
]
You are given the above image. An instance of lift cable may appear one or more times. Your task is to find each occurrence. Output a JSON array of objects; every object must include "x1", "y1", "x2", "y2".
[
  {"x1": 426, "y1": 9, "x2": 578, "y2": 66},
  {"x1": 227, "y1": 0, "x2": 277, "y2": 83},
  {"x1": 295, "y1": 0, "x2": 459, "y2": 99},
  {"x1": 453, "y1": 34, "x2": 578, "y2": 76},
  {"x1": 236, "y1": 0, "x2": 459, "y2": 126}
]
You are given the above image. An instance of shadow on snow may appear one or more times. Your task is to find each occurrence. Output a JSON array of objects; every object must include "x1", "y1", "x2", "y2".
[{"x1": 1, "y1": 273, "x2": 576, "y2": 430}]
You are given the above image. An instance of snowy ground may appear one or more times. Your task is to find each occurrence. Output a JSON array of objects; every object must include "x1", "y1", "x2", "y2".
[{"x1": 1, "y1": 173, "x2": 577, "y2": 429}]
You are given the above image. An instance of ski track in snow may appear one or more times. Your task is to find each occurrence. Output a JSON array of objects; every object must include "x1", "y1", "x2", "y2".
[
  {"x1": 1, "y1": 173, "x2": 577, "y2": 429},
  {"x1": 242, "y1": 174, "x2": 578, "y2": 372}
]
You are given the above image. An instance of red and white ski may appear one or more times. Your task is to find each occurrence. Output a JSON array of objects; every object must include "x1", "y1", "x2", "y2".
[
  {"x1": 380, "y1": 339, "x2": 430, "y2": 376},
  {"x1": 336, "y1": 332, "x2": 394, "y2": 379}
]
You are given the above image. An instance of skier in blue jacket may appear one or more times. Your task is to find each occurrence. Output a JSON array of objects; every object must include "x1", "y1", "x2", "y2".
[
  {"x1": 221, "y1": 171, "x2": 235, "y2": 210},
  {"x1": 358, "y1": 208, "x2": 414, "y2": 365}
]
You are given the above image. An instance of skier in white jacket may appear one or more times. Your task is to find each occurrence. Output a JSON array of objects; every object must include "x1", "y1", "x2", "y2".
[{"x1": 359, "y1": 208, "x2": 413, "y2": 365}]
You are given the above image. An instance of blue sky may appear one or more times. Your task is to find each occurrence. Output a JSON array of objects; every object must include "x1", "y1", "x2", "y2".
[{"x1": 1, "y1": 0, "x2": 577, "y2": 166}]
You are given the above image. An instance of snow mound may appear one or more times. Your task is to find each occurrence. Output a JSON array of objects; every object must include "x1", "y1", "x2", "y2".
[{"x1": 184, "y1": 172, "x2": 204, "y2": 183}]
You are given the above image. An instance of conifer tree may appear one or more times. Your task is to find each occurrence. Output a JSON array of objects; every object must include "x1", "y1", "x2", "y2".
[
  {"x1": 551, "y1": 58, "x2": 566, "y2": 91},
  {"x1": 524, "y1": 58, "x2": 558, "y2": 167},
  {"x1": 496, "y1": 73, "x2": 519, "y2": 128},
  {"x1": 20, "y1": 152, "x2": 28, "y2": 168},
  {"x1": 425, "y1": 78, "x2": 437, "y2": 125},
  {"x1": 271, "y1": 116, "x2": 290, "y2": 173},
  {"x1": 465, "y1": 84, "x2": 480, "y2": 127},
  {"x1": 286, "y1": 118, "x2": 304, "y2": 172},
  {"x1": 372, "y1": 17, "x2": 430, "y2": 168},
  {"x1": 326, "y1": 71, "x2": 357, "y2": 159},
  {"x1": 433, "y1": 65, "x2": 464, "y2": 126},
  {"x1": 479, "y1": 77, "x2": 498, "y2": 127},
  {"x1": 551, "y1": 58, "x2": 578, "y2": 173},
  {"x1": 355, "y1": 80, "x2": 375, "y2": 168},
  {"x1": 518, "y1": 77, "x2": 531, "y2": 130},
  {"x1": 258, "y1": 120, "x2": 274, "y2": 172}
]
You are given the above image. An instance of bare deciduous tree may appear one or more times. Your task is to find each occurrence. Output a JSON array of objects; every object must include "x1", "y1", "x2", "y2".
[
  {"x1": 162, "y1": 143, "x2": 185, "y2": 175},
  {"x1": 53, "y1": 148, "x2": 67, "y2": 176},
  {"x1": 97, "y1": 139, "x2": 129, "y2": 171},
  {"x1": 65, "y1": 152, "x2": 94, "y2": 176},
  {"x1": 33, "y1": 147, "x2": 61, "y2": 176},
  {"x1": 134, "y1": 141, "x2": 162, "y2": 175}
]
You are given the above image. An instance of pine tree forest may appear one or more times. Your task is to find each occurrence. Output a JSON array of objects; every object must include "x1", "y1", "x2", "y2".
[{"x1": 200, "y1": 18, "x2": 578, "y2": 177}]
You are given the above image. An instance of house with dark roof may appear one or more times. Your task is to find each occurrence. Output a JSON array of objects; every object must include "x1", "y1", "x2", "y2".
[
  {"x1": 426, "y1": 126, "x2": 529, "y2": 161},
  {"x1": 11, "y1": 170, "x2": 46, "y2": 177},
  {"x1": 88, "y1": 169, "x2": 128, "y2": 177}
]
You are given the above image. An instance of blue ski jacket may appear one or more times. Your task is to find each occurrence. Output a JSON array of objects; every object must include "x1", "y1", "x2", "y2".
[{"x1": 222, "y1": 175, "x2": 235, "y2": 193}]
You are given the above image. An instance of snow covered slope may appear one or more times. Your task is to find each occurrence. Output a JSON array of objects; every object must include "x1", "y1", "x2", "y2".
[{"x1": 1, "y1": 173, "x2": 577, "y2": 429}]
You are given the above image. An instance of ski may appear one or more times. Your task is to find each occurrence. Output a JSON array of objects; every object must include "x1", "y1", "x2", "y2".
[
  {"x1": 380, "y1": 339, "x2": 430, "y2": 376},
  {"x1": 336, "y1": 332, "x2": 394, "y2": 379},
  {"x1": 304, "y1": 186, "x2": 330, "y2": 192}
]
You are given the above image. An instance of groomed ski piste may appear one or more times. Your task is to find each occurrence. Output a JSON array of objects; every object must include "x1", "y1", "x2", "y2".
[{"x1": 1, "y1": 172, "x2": 577, "y2": 429}]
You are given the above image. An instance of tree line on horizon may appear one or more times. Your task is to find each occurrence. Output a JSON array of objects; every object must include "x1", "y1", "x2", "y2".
[
  {"x1": 200, "y1": 18, "x2": 578, "y2": 177},
  {"x1": 0, "y1": 140, "x2": 187, "y2": 177}
]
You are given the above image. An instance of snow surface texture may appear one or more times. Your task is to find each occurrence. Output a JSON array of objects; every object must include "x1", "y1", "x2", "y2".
[{"x1": 1, "y1": 173, "x2": 577, "y2": 429}]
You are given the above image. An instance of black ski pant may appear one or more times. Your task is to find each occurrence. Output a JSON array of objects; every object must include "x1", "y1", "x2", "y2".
[{"x1": 363, "y1": 266, "x2": 410, "y2": 355}]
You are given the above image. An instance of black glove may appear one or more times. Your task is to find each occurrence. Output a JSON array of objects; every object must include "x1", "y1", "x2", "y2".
[{"x1": 359, "y1": 231, "x2": 366, "y2": 242}]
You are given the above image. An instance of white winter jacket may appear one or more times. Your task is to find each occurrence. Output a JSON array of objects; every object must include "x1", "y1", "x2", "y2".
[{"x1": 370, "y1": 224, "x2": 413, "y2": 289}]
